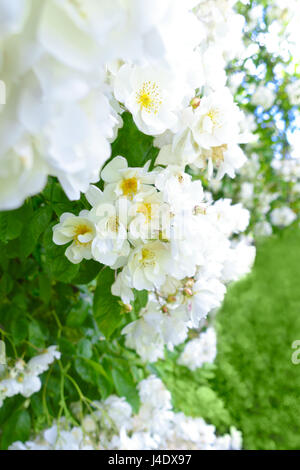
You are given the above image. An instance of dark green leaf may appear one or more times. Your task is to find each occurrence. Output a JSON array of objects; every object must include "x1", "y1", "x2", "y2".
[
  {"x1": 11, "y1": 315, "x2": 28, "y2": 344},
  {"x1": 66, "y1": 298, "x2": 89, "y2": 328},
  {"x1": 1, "y1": 409, "x2": 31, "y2": 450},
  {"x1": 38, "y1": 274, "x2": 52, "y2": 304},
  {"x1": 133, "y1": 289, "x2": 148, "y2": 314},
  {"x1": 0, "y1": 273, "x2": 13, "y2": 297},
  {"x1": 19, "y1": 206, "x2": 53, "y2": 258},
  {"x1": 111, "y1": 113, "x2": 157, "y2": 167},
  {"x1": 74, "y1": 357, "x2": 96, "y2": 384},
  {"x1": 81, "y1": 357, "x2": 110, "y2": 381},
  {"x1": 93, "y1": 268, "x2": 122, "y2": 339},
  {"x1": 28, "y1": 320, "x2": 46, "y2": 349},
  {"x1": 57, "y1": 337, "x2": 76, "y2": 356},
  {"x1": 42, "y1": 226, "x2": 79, "y2": 283},
  {"x1": 112, "y1": 368, "x2": 140, "y2": 413},
  {"x1": 76, "y1": 339, "x2": 93, "y2": 359},
  {"x1": 72, "y1": 260, "x2": 102, "y2": 285}
]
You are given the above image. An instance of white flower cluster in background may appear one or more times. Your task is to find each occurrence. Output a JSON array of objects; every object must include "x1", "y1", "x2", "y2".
[
  {"x1": 251, "y1": 84, "x2": 276, "y2": 110},
  {"x1": 0, "y1": 346, "x2": 60, "y2": 407},
  {"x1": 0, "y1": 0, "x2": 250, "y2": 210},
  {"x1": 53, "y1": 158, "x2": 255, "y2": 362},
  {"x1": 213, "y1": 152, "x2": 299, "y2": 238},
  {"x1": 270, "y1": 206, "x2": 297, "y2": 228},
  {"x1": 10, "y1": 375, "x2": 242, "y2": 450},
  {"x1": 272, "y1": 157, "x2": 300, "y2": 185},
  {"x1": 178, "y1": 327, "x2": 217, "y2": 371},
  {"x1": 286, "y1": 81, "x2": 300, "y2": 107}
]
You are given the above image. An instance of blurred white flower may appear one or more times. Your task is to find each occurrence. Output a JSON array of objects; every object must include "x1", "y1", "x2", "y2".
[
  {"x1": 251, "y1": 84, "x2": 276, "y2": 109},
  {"x1": 270, "y1": 206, "x2": 297, "y2": 227},
  {"x1": 178, "y1": 327, "x2": 217, "y2": 371}
]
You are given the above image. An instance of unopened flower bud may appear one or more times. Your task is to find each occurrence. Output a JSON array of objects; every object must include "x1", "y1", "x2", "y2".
[
  {"x1": 123, "y1": 303, "x2": 133, "y2": 313},
  {"x1": 162, "y1": 305, "x2": 169, "y2": 314},
  {"x1": 185, "y1": 278, "x2": 195, "y2": 288},
  {"x1": 183, "y1": 287, "x2": 193, "y2": 297},
  {"x1": 190, "y1": 96, "x2": 201, "y2": 109}
]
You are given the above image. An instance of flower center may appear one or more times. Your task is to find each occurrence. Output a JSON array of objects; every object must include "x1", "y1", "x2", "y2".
[
  {"x1": 137, "y1": 203, "x2": 152, "y2": 221},
  {"x1": 211, "y1": 144, "x2": 228, "y2": 165},
  {"x1": 141, "y1": 248, "x2": 156, "y2": 266},
  {"x1": 207, "y1": 108, "x2": 221, "y2": 127},
  {"x1": 136, "y1": 81, "x2": 162, "y2": 114},
  {"x1": 107, "y1": 216, "x2": 119, "y2": 233},
  {"x1": 121, "y1": 177, "x2": 138, "y2": 198},
  {"x1": 74, "y1": 224, "x2": 92, "y2": 245}
]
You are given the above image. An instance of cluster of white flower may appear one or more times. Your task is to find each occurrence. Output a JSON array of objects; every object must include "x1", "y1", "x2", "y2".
[
  {"x1": 10, "y1": 375, "x2": 242, "y2": 450},
  {"x1": 286, "y1": 81, "x2": 300, "y2": 107},
  {"x1": 0, "y1": 346, "x2": 60, "y2": 407},
  {"x1": 251, "y1": 84, "x2": 276, "y2": 110},
  {"x1": 178, "y1": 327, "x2": 217, "y2": 371},
  {"x1": 193, "y1": 0, "x2": 245, "y2": 61},
  {"x1": 268, "y1": 0, "x2": 300, "y2": 62},
  {"x1": 0, "y1": 0, "x2": 250, "y2": 210},
  {"x1": 53, "y1": 157, "x2": 255, "y2": 362},
  {"x1": 270, "y1": 206, "x2": 297, "y2": 228},
  {"x1": 153, "y1": 1, "x2": 249, "y2": 182},
  {"x1": 215, "y1": 152, "x2": 299, "y2": 238},
  {"x1": 272, "y1": 157, "x2": 300, "y2": 185}
]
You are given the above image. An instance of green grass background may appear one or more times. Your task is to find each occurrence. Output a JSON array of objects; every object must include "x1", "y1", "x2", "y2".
[{"x1": 161, "y1": 225, "x2": 300, "y2": 450}]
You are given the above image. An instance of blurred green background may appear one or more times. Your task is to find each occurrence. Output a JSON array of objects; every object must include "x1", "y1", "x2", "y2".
[{"x1": 160, "y1": 225, "x2": 300, "y2": 450}]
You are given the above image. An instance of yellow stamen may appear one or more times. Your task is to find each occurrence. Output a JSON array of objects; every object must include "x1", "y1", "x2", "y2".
[
  {"x1": 207, "y1": 108, "x2": 221, "y2": 127},
  {"x1": 74, "y1": 224, "x2": 92, "y2": 245},
  {"x1": 136, "y1": 81, "x2": 162, "y2": 114},
  {"x1": 137, "y1": 202, "x2": 152, "y2": 221},
  {"x1": 121, "y1": 177, "x2": 138, "y2": 198},
  {"x1": 141, "y1": 248, "x2": 156, "y2": 266},
  {"x1": 211, "y1": 144, "x2": 228, "y2": 165},
  {"x1": 107, "y1": 216, "x2": 119, "y2": 233}
]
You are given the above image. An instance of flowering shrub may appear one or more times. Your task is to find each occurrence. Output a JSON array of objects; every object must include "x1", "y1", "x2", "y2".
[
  {"x1": 0, "y1": 0, "x2": 298, "y2": 450},
  {"x1": 206, "y1": 0, "x2": 300, "y2": 237}
]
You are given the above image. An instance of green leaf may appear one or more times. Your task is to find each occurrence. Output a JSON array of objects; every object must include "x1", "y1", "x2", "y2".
[
  {"x1": 0, "y1": 272, "x2": 13, "y2": 297},
  {"x1": 19, "y1": 206, "x2": 53, "y2": 258},
  {"x1": 38, "y1": 274, "x2": 52, "y2": 305},
  {"x1": 81, "y1": 357, "x2": 110, "y2": 381},
  {"x1": 112, "y1": 368, "x2": 140, "y2": 413},
  {"x1": 0, "y1": 396, "x2": 24, "y2": 428},
  {"x1": 57, "y1": 337, "x2": 76, "y2": 356},
  {"x1": 111, "y1": 112, "x2": 158, "y2": 167},
  {"x1": 72, "y1": 259, "x2": 102, "y2": 285},
  {"x1": 42, "y1": 226, "x2": 79, "y2": 283},
  {"x1": 28, "y1": 320, "x2": 46, "y2": 349},
  {"x1": 66, "y1": 299, "x2": 89, "y2": 328},
  {"x1": 76, "y1": 339, "x2": 93, "y2": 359},
  {"x1": 1, "y1": 409, "x2": 31, "y2": 450},
  {"x1": 11, "y1": 314, "x2": 28, "y2": 344},
  {"x1": 0, "y1": 203, "x2": 33, "y2": 244},
  {"x1": 0, "y1": 212, "x2": 23, "y2": 243},
  {"x1": 133, "y1": 289, "x2": 148, "y2": 314},
  {"x1": 93, "y1": 268, "x2": 122, "y2": 339},
  {"x1": 74, "y1": 357, "x2": 96, "y2": 385}
]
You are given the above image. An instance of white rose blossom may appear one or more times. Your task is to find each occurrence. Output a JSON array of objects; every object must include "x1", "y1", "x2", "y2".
[{"x1": 9, "y1": 375, "x2": 243, "y2": 451}]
